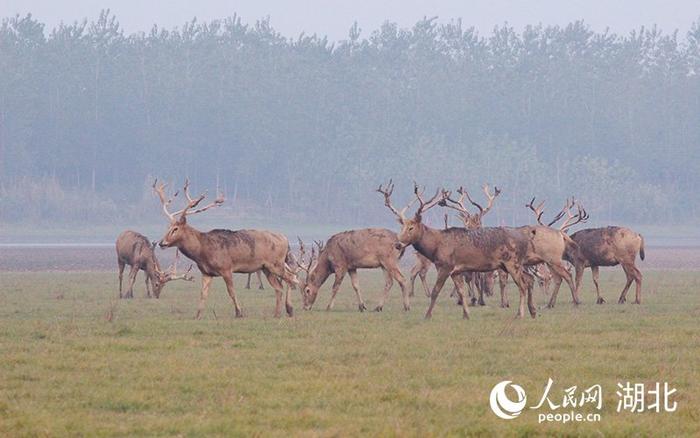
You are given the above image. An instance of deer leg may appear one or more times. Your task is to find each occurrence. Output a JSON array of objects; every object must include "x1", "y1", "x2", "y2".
[
  {"x1": 476, "y1": 274, "x2": 486, "y2": 306},
  {"x1": 257, "y1": 271, "x2": 265, "y2": 290},
  {"x1": 195, "y1": 275, "x2": 213, "y2": 319},
  {"x1": 375, "y1": 268, "x2": 393, "y2": 312},
  {"x1": 425, "y1": 267, "x2": 451, "y2": 319},
  {"x1": 450, "y1": 272, "x2": 471, "y2": 319},
  {"x1": 245, "y1": 273, "x2": 252, "y2": 289},
  {"x1": 549, "y1": 262, "x2": 579, "y2": 305},
  {"x1": 547, "y1": 274, "x2": 563, "y2": 308},
  {"x1": 499, "y1": 270, "x2": 509, "y2": 308},
  {"x1": 325, "y1": 269, "x2": 347, "y2": 311},
  {"x1": 263, "y1": 268, "x2": 288, "y2": 317},
  {"x1": 589, "y1": 266, "x2": 604, "y2": 304},
  {"x1": 125, "y1": 265, "x2": 139, "y2": 299},
  {"x1": 633, "y1": 266, "x2": 643, "y2": 304},
  {"x1": 419, "y1": 272, "x2": 431, "y2": 298},
  {"x1": 392, "y1": 266, "x2": 409, "y2": 311},
  {"x1": 348, "y1": 269, "x2": 368, "y2": 312},
  {"x1": 118, "y1": 261, "x2": 125, "y2": 299},
  {"x1": 145, "y1": 275, "x2": 152, "y2": 299},
  {"x1": 506, "y1": 266, "x2": 534, "y2": 319},
  {"x1": 618, "y1": 264, "x2": 637, "y2": 304},
  {"x1": 222, "y1": 272, "x2": 244, "y2": 318},
  {"x1": 409, "y1": 267, "x2": 419, "y2": 297}
]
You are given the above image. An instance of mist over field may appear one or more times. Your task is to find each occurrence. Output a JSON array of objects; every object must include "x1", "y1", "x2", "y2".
[{"x1": 0, "y1": 8, "x2": 699, "y2": 240}]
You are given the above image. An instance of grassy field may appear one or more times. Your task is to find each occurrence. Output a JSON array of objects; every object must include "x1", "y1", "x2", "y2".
[{"x1": 0, "y1": 270, "x2": 698, "y2": 436}]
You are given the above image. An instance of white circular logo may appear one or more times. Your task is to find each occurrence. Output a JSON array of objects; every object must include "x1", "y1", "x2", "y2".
[{"x1": 489, "y1": 381, "x2": 527, "y2": 420}]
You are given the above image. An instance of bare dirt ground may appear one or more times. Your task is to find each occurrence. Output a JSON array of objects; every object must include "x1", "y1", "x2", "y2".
[{"x1": 0, "y1": 244, "x2": 697, "y2": 272}]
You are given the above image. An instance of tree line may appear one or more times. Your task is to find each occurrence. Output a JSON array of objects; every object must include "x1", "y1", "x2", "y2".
[{"x1": 1, "y1": 11, "x2": 699, "y2": 226}]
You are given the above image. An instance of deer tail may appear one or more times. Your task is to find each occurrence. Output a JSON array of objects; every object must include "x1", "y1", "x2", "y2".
[{"x1": 639, "y1": 234, "x2": 645, "y2": 260}]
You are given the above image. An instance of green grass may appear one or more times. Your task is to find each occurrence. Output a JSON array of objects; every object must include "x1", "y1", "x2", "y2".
[{"x1": 0, "y1": 270, "x2": 699, "y2": 436}]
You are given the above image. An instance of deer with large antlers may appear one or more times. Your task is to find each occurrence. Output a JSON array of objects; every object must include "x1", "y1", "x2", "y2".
[
  {"x1": 441, "y1": 184, "x2": 505, "y2": 307},
  {"x1": 297, "y1": 228, "x2": 409, "y2": 312},
  {"x1": 378, "y1": 180, "x2": 536, "y2": 319},
  {"x1": 154, "y1": 179, "x2": 299, "y2": 318},
  {"x1": 546, "y1": 201, "x2": 645, "y2": 306},
  {"x1": 116, "y1": 230, "x2": 193, "y2": 299},
  {"x1": 510, "y1": 196, "x2": 589, "y2": 307}
]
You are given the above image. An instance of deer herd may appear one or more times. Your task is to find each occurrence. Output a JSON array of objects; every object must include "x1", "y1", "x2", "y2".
[{"x1": 116, "y1": 178, "x2": 646, "y2": 320}]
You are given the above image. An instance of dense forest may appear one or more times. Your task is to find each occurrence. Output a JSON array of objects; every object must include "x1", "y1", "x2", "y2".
[{"x1": 1, "y1": 11, "x2": 699, "y2": 227}]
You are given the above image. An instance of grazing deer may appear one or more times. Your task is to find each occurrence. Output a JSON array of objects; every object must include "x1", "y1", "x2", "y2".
[
  {"x1": 116, "y1": 230, "x2": 193, "y2": 299},
  {"x1": 154, "y1": 179, "x2": 299, "y2": 319},
  {"x1": 378, "y1": 181, "x2": 536, "y2": 319},
  {"x1": 245, "y1": 272, "x2": 265, "y2": 290},
  {"x1": 548, "y1": 218, "x2": 645, "y2": 305},
  {"x1": 298, "y1": 229, "x2": 409, "y2": 312}
]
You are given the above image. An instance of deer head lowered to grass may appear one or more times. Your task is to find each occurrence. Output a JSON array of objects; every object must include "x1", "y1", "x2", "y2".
[
  {"x1": 377, "y1": 180, "x2": 536, "y2": 319},
  {"x1": 296, "y1": 226, "x2": 409, "y2": 312},
  {"x1": 116, "y1": 230, "x2": 194, "y2": 299},
  {"x1": 153, "y1": 179, "x2": 299, "y2": 319}
]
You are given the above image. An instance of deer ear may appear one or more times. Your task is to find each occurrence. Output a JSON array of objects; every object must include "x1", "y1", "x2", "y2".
[
  {"x1": 177, "y1": 215, "x2": 187, "y2": 225},
  {"x1": 151, "y1": 241, "x2": 158, "y2": 249}
]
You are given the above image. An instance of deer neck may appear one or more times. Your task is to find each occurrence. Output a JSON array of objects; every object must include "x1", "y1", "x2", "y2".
[
  {"x1": 176, "y1": 227, "x2": 205, "y2": 262},
  {"x1": 412, "y1": 224, "x2": 441, "y2": 261},
  {"x1": 309, "y1": 252, "x2": 332, "y2": 288}
]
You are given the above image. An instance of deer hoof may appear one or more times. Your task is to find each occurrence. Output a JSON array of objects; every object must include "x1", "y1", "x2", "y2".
[
  {"x1": 596, "y1": 297, "x2": 606, "y2": 304},
  {"x1": 424, "y1": 313, "x2": 432, "y2": 320},
  {"x1": 470, "y1": 297, "x2": 477, "y2": 306},
  {"x1": 478, "y1": 300, "x2": 486, "y2": 306},
  {"x1": 462, "y1": 312, "x2": 470, "y2": 320},
  {"x1": 374, "y1": 306, "x2": 383, "y2": 312},
  {"x1": 235, "y1": 311, "x2": 244, "y2": 318},
  {"x1": 501, "y1": 302, "x2": 509, "y2": 308},
  {"x1": 618, "y1": 298, "x2": 626, "y2": 304},
  {"x1": 633, "y1": 300, "x2": 641, "y2": 305},
  {"x1": 358, "y1": 303, "x2": 367, "y2": 312},
  {"x1": 286, "y1": 305, "x2": 294, "y2": 316},
  {"x1": 403, "y1": 305, "x2": 410, "y2": 311},
  {"x1": 546, "y1": 303, "x2": 555, "y2": 309}
]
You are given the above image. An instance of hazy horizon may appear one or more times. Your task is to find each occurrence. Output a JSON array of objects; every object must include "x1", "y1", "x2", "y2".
[{"x1": 2, "y1": 0, "x2": 699, "y2": 39}]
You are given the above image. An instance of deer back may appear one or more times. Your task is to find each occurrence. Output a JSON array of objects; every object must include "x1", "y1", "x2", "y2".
[{"x1": 116, "y1": 230, "x2": 159, "y2": 273}]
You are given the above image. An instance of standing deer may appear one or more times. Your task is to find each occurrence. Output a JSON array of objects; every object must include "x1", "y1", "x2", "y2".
[
  {"x1": 547, "y1": 207, "x2": 645, "y2": 306},
  {"x1": 442, "y1": 185, "x2": 503, "y2": 307},
  {"x1": 378, "y1": 181, "x2": 536, "y2": 319},
  {"x1": 409, "y1": 214, "x2": 448, "y2": 297},
  {"x1": 116, "y1": 230, "x2": 193, "y2": 299},
  {"x1": 154, "y1": 179, "x2": 299, "y2": 319},
  {"x1": 299, "y1": 228, "x2": 409, "y2": 312}
]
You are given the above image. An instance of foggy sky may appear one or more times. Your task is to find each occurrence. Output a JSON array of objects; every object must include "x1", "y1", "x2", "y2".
[{"x1": 2, "y1": 0, "x2": 698, "y2": 39}]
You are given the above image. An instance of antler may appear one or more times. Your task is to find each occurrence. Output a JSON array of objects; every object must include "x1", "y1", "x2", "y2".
[
  {"x1": 526, "y1": 197, "x2": 547, "y2": 226},
  {"x1": 179, "y1": 178, "x2": 225, "y2": 218},
  {"x1": 159, "y1": 249, "x2": 194, "y2": 282},
  {"x1": 465, "y1": 184, "x2": 501, "y2": 216},
  {"x1": 557, "y1": 198, "x2": 589, "y2": 232},
  {"x1": 296, "y1": 238, "x2": 316, "y2": 274},
  {"x1": 313, "y1": 239, "x2": 326, "y2": 254},
  {"x1": 376, "y1": 179, "x2": 418, "y2": 222},
  {"x1": 153, "y1": 179, "x2": 177, "y2": 223},
  {"x1": 413, "y1": 181, "x2": 444, "y2": 217}
]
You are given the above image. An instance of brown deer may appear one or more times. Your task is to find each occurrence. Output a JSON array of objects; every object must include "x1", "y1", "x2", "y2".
[
  {"x1": 116, "y1": 230, "x2": 193, "y2": 299},
  {"x1": 516, "y1": 197, "x2": 588, "y2": 306},
  {"x1": 547, "y1": 209, "x2": 645, "y2": 306},
  {"x1": 409, "y1": 214, "x2": 448, "y2": 297},
  {"x1": 442, "y1": 185, "x2": 503, "y2": 307},
  {"x1": 154, "y1": 179, "x2": 299, "y2": 319},
  {"x1": 298, "y1": 229, "x2": 409, "y2": 312},
  {"x1": 378, "y1": 181, "x2": 536, "y2": 319},
  {"x1": 245, "y1": 272, "x2": 265, "y2": 290}
]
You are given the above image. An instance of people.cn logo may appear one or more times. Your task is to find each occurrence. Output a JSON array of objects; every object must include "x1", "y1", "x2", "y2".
[{"x1": 490, "y1": 381, "x2": 528, "y2": 420}]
